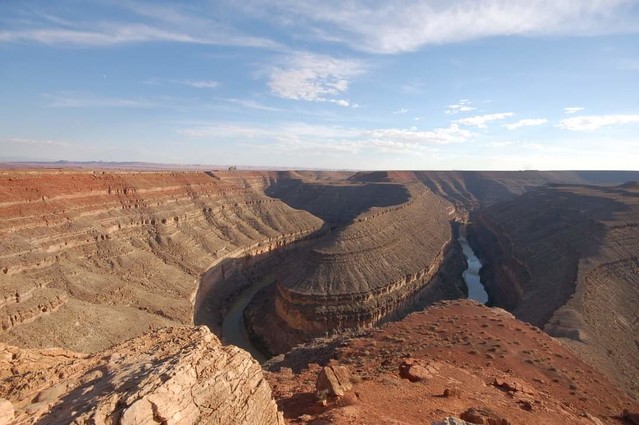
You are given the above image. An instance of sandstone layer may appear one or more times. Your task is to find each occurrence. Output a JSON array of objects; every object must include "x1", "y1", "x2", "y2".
[
  {"x1": 470, "y1": 183, "x2": 639, "y2": 396},
  {"x1": 0, "y1": 169, "x2": 322, "y2": 352},
  {"x1": 0, "y1": 326, "x2": 284, "y2": 424},
  {"x1": 246, "y1": 180, "x2": 468, "y2": 354},
  {"x1": 2, "y1": 166, "x2": 639, "y2": 406}
]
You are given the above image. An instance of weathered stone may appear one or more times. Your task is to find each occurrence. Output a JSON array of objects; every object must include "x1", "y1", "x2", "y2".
[
  {"x1": 460, "y1": 407, "x2": 510, "y2": 425},
  {"x1": 399, "y1": 358, "x2": 437, "y2": 382},
  {"x1": 3, "y1": 327, "x2": 284, "y2": 425},
  {"x1": 0, "y1": 399, "x2": 14, "y2": 424},
  {"x1": 443, "y1": 387, "x2": 462, "y2": 398},
  {"x1": 316, "y1": 364, "x2": 353, "y2": 398},
  {"x1": 432, "y1": 418, "x2": 474, "y2": 425},
  {"x1": 493, "y1": 376, "x2": 535, "y2": 395}
]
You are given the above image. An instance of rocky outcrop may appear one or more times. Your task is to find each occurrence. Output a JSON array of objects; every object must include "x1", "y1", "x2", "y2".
[
  {"x1": 266, "y1": 300, "x2": 639, "y2": 424},
  {"x1": 1, "y1": 326, "x2": 284, "y2": 424}
]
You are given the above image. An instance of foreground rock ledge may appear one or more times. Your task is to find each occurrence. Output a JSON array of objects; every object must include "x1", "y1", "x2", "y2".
[{"x1": 0, "y1": 326, "x2": 284, "y2": 425}]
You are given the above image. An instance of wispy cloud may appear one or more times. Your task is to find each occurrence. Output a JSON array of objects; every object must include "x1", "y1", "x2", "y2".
[
  {"x1": 1, "y1": 137, "x2": 71, "y2": 148},
  {"x1": 455, "y1": 112, "x2": 515, "y2": 128},
  {"x1": 0, "y1": 3, "x2": 280, "y2": 49},
  {"x1": 179, "y1": 80, "x2": 218, "y2": 89},
  {"x1": 445, "y1": 99, "x2": 476, "y2": 114},
  {"x1": 146, "y1": 78, "x2": 218, "y2": 89},
  {"x1": 564, "y1": 106, "x2": 585, "y2": 114},
  {"x1": 180, "y1": 121, "x2": 473, "y2": 157},
  {"x1": 363, "y1": 125, "x2": 473, "y2": 145},
  {"x1": 393, "y1": 108, "x2": 409, "y2": 114},
  {"x1": 245, "y1": 0, "x2": 639, "y2": 54},
  {"x1": 557, "y1": 114, "x2": 639, "y2": 131},
  {"x1": 503, "y1": 118, "x2": 548, "y2": 130},
  {"x1": 267, "y1": 53, "x2": 364, "y2": 107},
  {"x1": 42, "y1": 92, "x2": 159, "y2": 108},
  {"x1": 222, "y1": 98, "x2": 283, "y2": 112}
]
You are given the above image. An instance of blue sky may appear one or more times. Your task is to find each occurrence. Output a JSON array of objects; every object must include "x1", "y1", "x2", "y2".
[{"x1": 1, "y1": 0, "x2": 638, "y2": 170}]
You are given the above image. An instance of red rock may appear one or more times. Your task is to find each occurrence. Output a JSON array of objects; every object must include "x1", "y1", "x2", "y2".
[
  {"x1": 316, "y1": 365, "x2": 353, "y2": 398},
  {"x1": 443, "y1": 387, "x2": 462, "y2": 398},
  {"x1": 460, "y1": 407, "x2": 510, "y2": 425},
  {"x1": 493, "y1": 377, "x2": 535, "y2": 395},
  {"x1": 399, "y1": 358, "x2": 437, "y2": 382}
]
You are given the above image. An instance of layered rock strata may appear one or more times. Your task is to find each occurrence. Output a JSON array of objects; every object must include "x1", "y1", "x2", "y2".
[
  {"x1": 0, "y1": 326, "x2": 284, "y2": 424},
  {"x1": 0, "y1": 170, "x2": 322, "y2": 352},
  {"x1": 247, "y1": 183, "x2": 467, "y2": 353},
  {"x1": 470, "y1": 183, "x2": 639, "y2": 396}
]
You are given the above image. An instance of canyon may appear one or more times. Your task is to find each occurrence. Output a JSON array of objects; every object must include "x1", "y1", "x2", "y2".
[{"x1": 1, "y1": 167, "x2": 638, "y2": 423}]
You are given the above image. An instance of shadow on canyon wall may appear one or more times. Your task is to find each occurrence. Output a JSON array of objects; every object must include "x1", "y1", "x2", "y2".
[{"x1": 265, "y1": 180, "x2": 410, "y2": 223}]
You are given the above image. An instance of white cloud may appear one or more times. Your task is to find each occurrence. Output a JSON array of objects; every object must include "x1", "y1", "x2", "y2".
[
  {"x1": 446, "y1": 99, "x2": 476, "y2": 114},
  {"x1": 179, "y1": 121, "x2": 473, "y2": 159},
  {"x1": 557, "y1": 114, "x2": 639, "y2": 131},
  {"x1": 393, "y1": 108, "x2": 409, "y2": 114},
  {"x1": 486, "y1": 141, "x2": 515, "y2": 148},
  {"x1": 455, "y1": 112, "x2": 514, "y2": 128},
  {"x1": 0, "y1": 3, "x2": 280, "y2": 49},
  {"x1": 564, "y1": 106, "x2": 585, "y2": 114},
  {"x1": 268, "y1": 53, "x2": 363, "y2": 106},
  {"x1": 363, "y1": 125, "x2": 473, "y2": 145},
  {"x1": 222, "y1": 98, "x2": 283, "y2": 112},
  {"x1": 246, "y1": 0, "x2": 639, "y2": 53},
  {"x1": 181, "y1": 80, "x2": 218, "y2": 89},
  {"x1": 147, "y1": 78, "x2": 218, "y2": 89},
  {"x1": 503, "y1": 118, "x2": 548, "y2": 130},
  {"x1": 42, "y1": 92, "x2": 158, "y2": 108},
  {"x1": 179, "y1": 122, "x2": 360, "y2": 140}
]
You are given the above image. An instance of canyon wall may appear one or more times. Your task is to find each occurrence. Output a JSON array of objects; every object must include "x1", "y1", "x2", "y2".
[
  {"x1": 3, "y1": 167, "x2": 638, "y2": 398},
  {"x1": 0, "y1": 169, "x2": 322, "y2": 352},
  {"x1": 470, "y1": 183, "x2": 639, "y2": 396},
  {"x1": 246, "y1": 182, "x2": 467, "y2": 353}
]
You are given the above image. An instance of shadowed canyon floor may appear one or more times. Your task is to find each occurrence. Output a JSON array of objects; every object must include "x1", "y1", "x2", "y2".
[{"x1": 1, "y1": 167, "x2": 639, "y2": 423}]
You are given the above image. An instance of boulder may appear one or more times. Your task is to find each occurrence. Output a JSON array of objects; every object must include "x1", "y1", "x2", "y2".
[
  {"x1": 316, "y1": 364, "x2": 353, "y2": 398},
  {"x1": 433, "y1": 418, "x2": 474, "y2": 425},
  {"x1": 460, "y1": 407, "x2": 510, "y2": 425},
  {"x1": 443, "y1": 387, "x2": 462, "y2": 398},
  {"x1": 399, "y1": 358, "x2": 438, "y2": 382}
]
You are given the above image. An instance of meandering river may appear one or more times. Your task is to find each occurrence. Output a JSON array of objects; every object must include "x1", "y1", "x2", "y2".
[
  {"x1": 221, "y1": 275, "x2": 274, "y2": 363},
  {"x1": 222, "y1": 226, "x2": 489, "y2": 363},
  {"x1": 458, "y1": 225, "x2": 489, "y2": 304}
]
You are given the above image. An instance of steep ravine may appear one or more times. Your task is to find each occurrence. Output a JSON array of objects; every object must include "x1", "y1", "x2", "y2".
[
  {"x1": 466, "y1": 184, "x2": 639, "y2": 397},
  {"x1": 457, "y1": 224, "x2": 489, "y2": 304}
]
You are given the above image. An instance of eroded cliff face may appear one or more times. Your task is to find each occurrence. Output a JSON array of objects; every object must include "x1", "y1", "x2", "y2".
[
  {"x1": 245, "y1": 183, "x2": 467, "y2": 354},
  {"x1": 0, "y1": 170, "x2": 322, "y2": 352},
  {"x1": 0, "y1": 326, "x2": 284, "y2": 425},
  {"x1": 469, "y1": 184, "x2": 639, "y2": 396}
]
